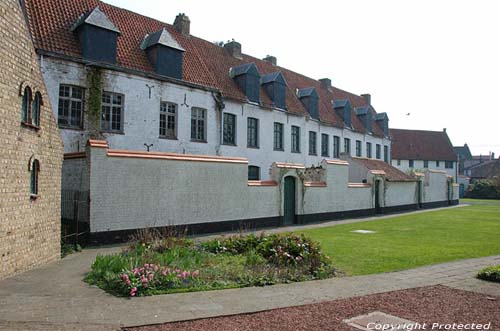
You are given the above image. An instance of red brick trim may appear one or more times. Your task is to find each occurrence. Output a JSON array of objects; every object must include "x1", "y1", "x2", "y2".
[
  {"x1": 325, "y1": 159, "x2": 349, "y2": 166},
  {"x1": 348, "y1": 183, "x2": 371, "y2": 188},
  {"x1": 88, "y1": 140, "x2": 109, "y2": 148},
  {"x1": 273, "y1": 162, "x2": 306, "y2": 169},
  {"x1": 64, "y1": 152, "x2": 86, "y2": 160},
  {"x1": 106, "y1": 149, "x2": 248, "y2": 164},
  {"x1": 248, "y1": 180, "x2": 278, "y2": 187},
  {"x1": 304, "y1": 181, "x2": 327, "y2": 187}
]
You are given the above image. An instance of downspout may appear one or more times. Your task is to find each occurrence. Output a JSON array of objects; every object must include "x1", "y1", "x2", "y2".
[{"x1": 212, "y1": 91, "x2": 225, "y2": 156}]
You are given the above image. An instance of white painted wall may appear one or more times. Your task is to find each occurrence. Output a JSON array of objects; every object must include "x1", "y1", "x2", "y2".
[
  {"x1": 42, "y1": 57, "x2": 391, "y2": 179},
  {"x1": 385, "y1": 181, "x2": 417, "y2": 207}
]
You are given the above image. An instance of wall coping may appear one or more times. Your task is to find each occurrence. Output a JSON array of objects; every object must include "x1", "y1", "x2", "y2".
[
  {"x1": 88, "y1": 139, "x2": 109, "y2": 148},
  {"x1": 427, "y1": 169, "x2": 447, "y2": 174},
  {"x1": 324, "y1": 159, "x2": 349, "y2": 166},
  {"x1": 64, "y1": 152, "x2": 86, "y2": 160},
  {"x1": 273, "y1": 162, "x2": 306, "y2": 169},
  {"x1": 106, "y1": 149, "x2": 249, "y2": 164},
  {"x1": 304, "y1": 181, "x2": 327, "y2": 187},
  {"x1": 370, "y1": 170, "x2": 386, "y2": 175},
  {"x1": 248, "y1": 180, "x2": 278, "y2": 187},
  {"x1": 348, "y1": 183, "x2": 371, "y2": 188}
]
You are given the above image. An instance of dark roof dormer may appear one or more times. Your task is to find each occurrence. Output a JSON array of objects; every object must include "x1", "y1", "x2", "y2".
[
  {"x1": 229, "y1": 63, "x2": 261, "y2": 103},
  {"x1": 261, "y1": 72, "x2": 286, "y2": 110},
  {"x1": 71, "y1": 7, "x2": 120, "y2": 64},
  {"x1": 297, "y1": 87, "x2": 319, "y2": 120},
  {"x1": 141, "y1": 28, "x2": 185, "y2": 80},
  {"x1": 375, "y1": 112, "x2": 389, "y2": 137},
  {"x1": 332, "y1": 99, "x2": 352, "y2": 128},
  {"x1": 355, "y1": 105, "x2": 373, "y2": 133}
]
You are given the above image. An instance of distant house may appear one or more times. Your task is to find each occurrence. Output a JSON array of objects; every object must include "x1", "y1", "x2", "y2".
[
  {"x1": 453, "y1": 143, "x2": 472, "y2": 175},
  {"x1": 390, "y1": 128, "x2": 458, "y2": 181},
  {"x1": 464, "y1": 153, "x2": 496, "y2": 173},
  {"x1": 465, "y1": 159, "x2": 500, "y2": 182}
]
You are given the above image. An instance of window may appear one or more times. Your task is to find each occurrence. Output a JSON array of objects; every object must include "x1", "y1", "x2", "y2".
[
  {"x1": 58, "y1": 85, "x2": 84, "y2": 128},
  {"x1": 309, "y1": 131, "x2": 317, "y2": 155},
  {"x1": 32, "y1": 92, "x2": 41, "y2": 127},
  {"x1": 344, "y1": 138, "x2": 351, "y2": 155},
  {"x1": 101, "y1": 91, "x2": 123, "y2": 132},
  {"x1": 223, "y1": 113, "x2": 236, "y2": 145},
  {"x1": 376, "y1": 144, "x2": 381, "y2": 159},
  {"x1": 424, "y1": 160, "x2": 429, "y2": 168},
  {"x1": 159, "y1": 102, "x2": 177, "y2": 138},
  {"x1": 321, "y1": 134, "x2": 329, "y2": 157},
  {"x1": 248, "y1": 165, "x2": 260, "y2": 180},
  {"x1": 436, "y1": 160, "x2": 440, "y2": 167},
  {"x1": 333, "y1": 136, "x2": 340, "y2": 158},
  {"x1": 356, "y1": 140, "x2": 362, "y2": 157},
  {"x1": 273, "y1": 122, "x2": 284, "y2": 151},
  {"x1": 384, "y1": 145, "x2": 389, "y2": 163},
  {"x1": 247, "y1": 117, "x2": 259, "y2": 148},
  {"x1": 445, "y1": 161, "x2": 453, "y2": 169},
  {"x1": 409, "y1": 160, "x2": 414, "y2": 168},
  {"x1": 397, "y1": 159, "x2": 401, "y2": 166},
  {"x1": 191, "y1": 107, "x2": 207, "y2": 142},
  {"x1": 21, "y1": 86, "x2": 32, "y2": 124},
  {"x1": 30, "y1": 159, "x2": 39, "y2": 197},
  {"x1": 366, "y1": 142, "x2": 372, "y2": 158},
  {"x1": 291, "y1": 126, "x2": 300, "y2": 153}
]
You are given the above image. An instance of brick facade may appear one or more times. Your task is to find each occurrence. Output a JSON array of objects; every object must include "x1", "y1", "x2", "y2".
[{"x1": 0, "y1": 0, "x2": 63, "y2": 279}]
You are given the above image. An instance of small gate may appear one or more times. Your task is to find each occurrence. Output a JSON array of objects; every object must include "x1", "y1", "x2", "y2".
[{"x1": 61, "y1": 190, "x2": 90, "y2": 246}]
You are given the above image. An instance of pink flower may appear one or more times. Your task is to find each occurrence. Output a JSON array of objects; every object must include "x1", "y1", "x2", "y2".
[
  {"x1": 192, "y1": 270, "x2": 200, "y2": 277},
  {"x1": 130, "y1": 287, "x2": 137, "y2": 297},
  {"x1": 148, "y1": 273, "x2": 154, "y2": 281}
]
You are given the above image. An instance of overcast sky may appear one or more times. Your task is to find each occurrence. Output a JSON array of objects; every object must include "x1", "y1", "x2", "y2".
[{"x1": 104, "y1": 0, "x2": 499, "y2": 157}]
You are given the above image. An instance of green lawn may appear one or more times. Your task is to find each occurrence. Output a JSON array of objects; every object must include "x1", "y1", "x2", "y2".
[
  {"x1": 461, "y1": 198, "x2": 500, "y2": 204},
  {"x1": 296, "y1": 204, "x2": 500, "y2": 276}
]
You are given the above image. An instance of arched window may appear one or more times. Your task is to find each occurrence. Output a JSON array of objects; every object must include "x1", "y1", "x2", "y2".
[
  {"x1": 32, "y1": 92, "x2": 42, "y2": 127},
  {"x1": 22, "y1": 86, "x2": 32, "y2": 123},
  {"x1": 248, "y1": 165, "x2": 260, "y2": 180},
  {"x1": 30, "y1": 159, "x2": 40, "y2": 197}
]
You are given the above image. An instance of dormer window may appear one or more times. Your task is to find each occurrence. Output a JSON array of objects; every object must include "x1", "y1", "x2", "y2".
[
  {"x1": 230, "y1": 63, "x2": 261, "y2": 103},
  {"x1": 332, "y1": 99, "x2": 352, "y2": 128},
  {"x1": 261, "y1": 72, "x2": 286, "y2": 109},
  {"x1": 355, "y1": 105, "x2": 373, "y2": 133},
  {"x1": 141, "y1": 28, "x2": 185, "y2": 79},
  {"x1": 375, "y1": 112, "x2": 389, "y2": 137},
  {"x1": 71, "y1": 7, "x2": 120, "y2": 64},
  {"x1": 297, "y1": 87, "x2": 319, "y2": 120}
]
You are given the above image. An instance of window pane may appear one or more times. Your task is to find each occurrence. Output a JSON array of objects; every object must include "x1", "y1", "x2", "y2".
[{"x1": 58, "y1": 85, "x2": 84, "y2": 128}]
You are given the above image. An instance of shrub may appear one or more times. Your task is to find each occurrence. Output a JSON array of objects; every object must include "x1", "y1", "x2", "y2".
[
  {"x1": 477, "y1": 265, "x2": 500, "y2": 283},
  {"x1": 466, "y1": 180, "x2": 500, "y2": 199}
]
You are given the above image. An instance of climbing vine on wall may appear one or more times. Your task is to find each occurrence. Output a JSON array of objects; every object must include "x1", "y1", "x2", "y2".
[{"x1": 86, "y1": 66, "x2": 103, "y2": 138}]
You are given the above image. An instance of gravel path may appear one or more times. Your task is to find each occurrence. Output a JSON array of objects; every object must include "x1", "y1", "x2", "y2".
[{"x1": 125, "y1": 285, "x2": 500, "y2": 331}]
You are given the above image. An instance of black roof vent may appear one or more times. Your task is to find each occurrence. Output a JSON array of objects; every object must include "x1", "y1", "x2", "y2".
[
  {"x1": 297, "y1": 87, "x2": 319, "y2": 120},
  {"x1": 261, "y1": 72, "x2": 286, "y2": 109},
  {"x1": 355, "y1": 105, "x2": 373, "y2": 133},
  {"x1": 230, "y1": 63, "x2": 261, "y2": 103},
  {"x1": 375, "y1": 112, "x2": 389, "y2": 137},
  {"x1": 71, "y1": 7, "x2": 120, "y2": 64},
  {"x1": 332, "y1": 99, "x2": 352, "y2": 128},
  {"x1": 141, "y1": 28, "x2": 185, "y2": 79}
]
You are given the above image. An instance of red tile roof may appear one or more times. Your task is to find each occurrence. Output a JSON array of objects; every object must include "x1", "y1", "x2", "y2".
[
  {"x1": 351, "y1": 157, "x2": 416, "y2": 182},
  {"x1": 23, "y1": 0, "x2": 385, "y2": 137},
  {"x1": 390, "y1": 129, "x2": 457, "y2": 162}
]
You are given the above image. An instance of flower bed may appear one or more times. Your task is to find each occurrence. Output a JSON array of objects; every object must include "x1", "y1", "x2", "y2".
[
  {"x1": 85, "y1": 232, "x2": 336, "y2": 297},
  {"x1": 477, "y1": 265, "x2": 500, "y2": 283}
]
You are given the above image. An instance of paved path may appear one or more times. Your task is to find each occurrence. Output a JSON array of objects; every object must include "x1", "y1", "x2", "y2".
[
  {"x1": 0, "y1": 246, "x2": 498, "y2": 331},
  {"x1": 1, "y1": 205, "x2": 499, "y2": 331}
]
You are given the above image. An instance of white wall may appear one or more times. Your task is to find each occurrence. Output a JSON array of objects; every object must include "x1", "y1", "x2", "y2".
[
  {"x1": 42, "y1": 57, "x2": 390, "y2": 179},
  {"x1": 385, "y1": 181, "x2": 417, "y2": 207}
]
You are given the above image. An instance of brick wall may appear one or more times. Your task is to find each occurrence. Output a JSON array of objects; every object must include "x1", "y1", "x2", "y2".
[{"x1": 0, "y1": 0, "x2": 63, "y2": 279}]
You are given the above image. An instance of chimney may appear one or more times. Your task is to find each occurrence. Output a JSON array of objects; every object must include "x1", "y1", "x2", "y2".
[
  {"x1": 361, "y1": 93, "x2": 371, "y2": 105},
  {"x1": 224, "y1": 40, "x2": 242, "y2": 59},
  {"x1": 263, "y1": 55, "x2": 277, "y2": 66},
  {"x1": 173, "y1": 13, "x2": 190, "y2": 35},
  {"x1": 319, "y1": 78, "x2": 331, "y2": 90},
  {"x1": 443, "y1": 128, "x2": 447, "y2": 133}
]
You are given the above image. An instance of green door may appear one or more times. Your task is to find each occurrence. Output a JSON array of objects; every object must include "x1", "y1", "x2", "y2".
[
  {"x1": 374, "y1": 180, "x2": 382, "y2": 214},
  {"x1": 283, "y1": 176, "x2": 296, "y2": 225}
]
